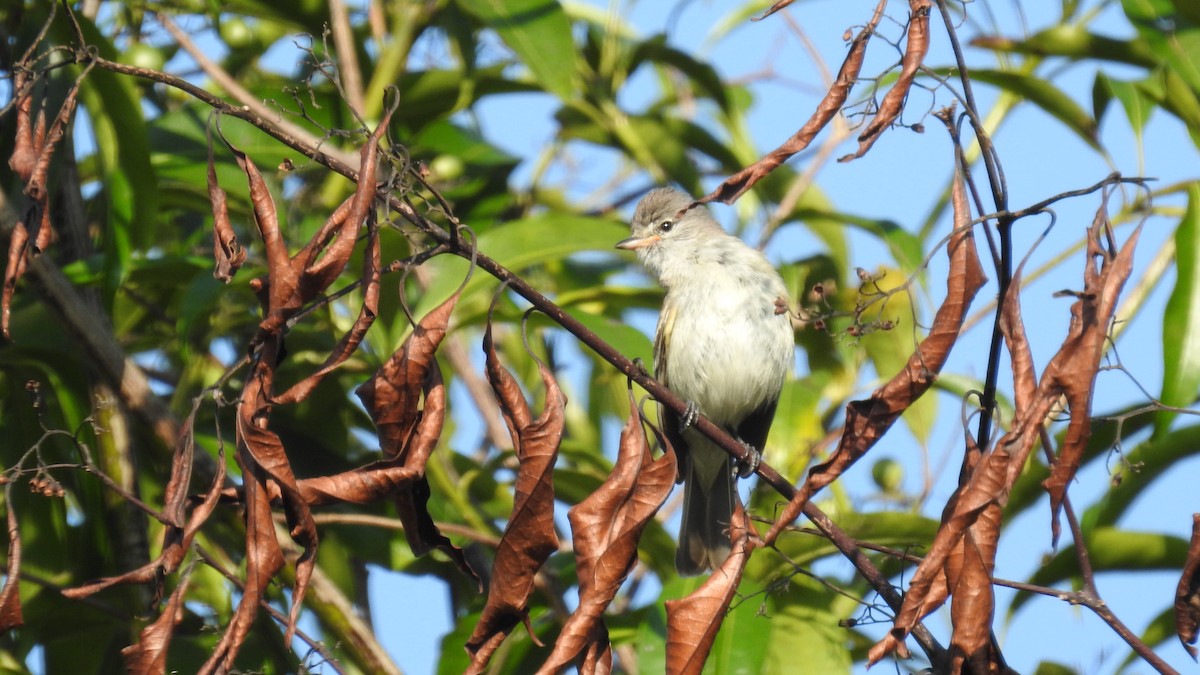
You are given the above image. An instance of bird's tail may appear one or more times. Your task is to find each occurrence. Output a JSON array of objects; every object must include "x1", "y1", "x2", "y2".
[{"x1": 676, "y1": 453, "x2": 736, "y2": 576}]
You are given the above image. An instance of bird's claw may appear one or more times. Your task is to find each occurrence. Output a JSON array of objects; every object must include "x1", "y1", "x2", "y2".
[
  {"x1": 678, "y1": 401, "x2": 700, "y2": 433},
  {"x1": 735, "y1": 441, "x2": 761, "y2": 478}
]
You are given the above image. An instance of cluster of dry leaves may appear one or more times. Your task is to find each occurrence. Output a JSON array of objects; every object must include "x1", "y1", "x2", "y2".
[{"x1": 3, "y1": 1, "x2": 1199, "y2": 673}]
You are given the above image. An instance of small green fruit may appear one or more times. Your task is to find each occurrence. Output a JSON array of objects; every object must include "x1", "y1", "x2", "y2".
[{"x1": 871, "y1": 458, "x2": 904, "y2": 493}]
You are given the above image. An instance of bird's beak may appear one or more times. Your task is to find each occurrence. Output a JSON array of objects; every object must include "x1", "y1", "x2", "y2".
[{"x1": 615, "y1": 234, "x2": 660, "y2": 250}]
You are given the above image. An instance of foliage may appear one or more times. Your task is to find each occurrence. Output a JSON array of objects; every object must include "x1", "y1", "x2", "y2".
[{"x1": 0, "y1": 0, "x2": 1198, "y2": 673}]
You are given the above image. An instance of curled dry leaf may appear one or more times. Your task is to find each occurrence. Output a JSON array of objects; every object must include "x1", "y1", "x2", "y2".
[
  {"x1": 120, "y1": 565, "x2": 193, "y2": 673},
  {"x1": 63, "y1": 401, "x2": 226, "y2": 600},
  {"x1": 203, "y1": 438, "x2": 287, "y2": 674},
  {"x1": 207, "y1": 135, "x2": 246, "y2": 283},
  {"x1": 274, "y1": 211, "x2": 382, "y2": 404},
  {"x1": 235, "y1": 376, "x2": 316, "y2": 648},
  {"x1": 700, "y1": 0, "x2": 887, "y2": 204},
  {"x1": 0, "y1": 499, "x2": 23, "y2": 631},
  {"x1": 765, "y1": 170, "x2": 984, "y2": 546},
  {"x1": 946, "y1": 502, "x2": 1002, "y2": 672},
  {"x1": 1177, "y1": 513, "x2": 1200, "y2": 659},
  {"x1": 466, "y1": 320, "x2": 566, "y2": 672},
  {"x1": 840, "y1": 0, "x2": 933, "y2": 163},
  {"x1": 234, "y1": 101, "x2": 391, "y2": 351},
  {"x1": 200, "y1": 110, "x2": 395, "y2": 665},
  {"x1": 2, "y1": 67, "x2": 85, "y2": 339},
  {"x1": 752, "y1": 0, "x2": 796, "y2": 21},
  {"x1": 538, "y1": 390, "x2": 677, "y2": 673},
  {"x1": 1042, "y1": 204, "x2": 1141, "y2": 543},
  {"x1": 870, "y1": 204, "x2": 1142, "y2": 664},
  {"x1": 664, "y1": 506, "x2": 754, "y2": 675},
  {"x1": 356, "y1": 290, "x2": 475, "y2": 578}
]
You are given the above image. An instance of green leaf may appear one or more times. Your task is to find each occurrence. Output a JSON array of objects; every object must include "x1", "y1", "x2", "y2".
[
  {"x1": 749, "y1": 510, "x2": 939, "y2": 580},
  {"x1": 1158, "y1": 183, "x2": 1200, "y2": 434},
  {"x1": 972, "y1": 25, "x2": 1157, "y2": 68},
  {"x1": 966, "y1": 68, "x2": 1100, "y2": 150},
  {"x1": 458, "y1": 0, "x2": 579, "y2": 100},
  {"x1": 66, "y1": 17, "x2": 160, "y2": 301},
  {"x1": 1116, "y1": 606, "x2": 1174, "y2": 672},
  {"x1": 1123, "y1": 0, "x2": 1200, "y2": 92},
  {"x1": 760, "y1": 578, "x2": 854, "y2": 675},
  {"x1": 1093, "y1": 73, "x2": 1155, "y2": 138},
  {"x1": 408, "y1": 214, "x2": 630, "y2": 342},
  {"x1": 629, "y1": 36, "x2": 730, "y2": 111},
  {"x1": 1010, "y1": 528, "x2": 1191, "y2": 615},
  {"x1": 860, "y1": 267, "x2": 937, "y2": 444},
  {"x1": 703, "y1": 587, "x2": 772, "y2": 675}
]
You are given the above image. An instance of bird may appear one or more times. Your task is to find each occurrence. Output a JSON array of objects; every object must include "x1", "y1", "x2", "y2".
[{"x1": 616, "y1": 187, "x2": 794, "y2": 575}]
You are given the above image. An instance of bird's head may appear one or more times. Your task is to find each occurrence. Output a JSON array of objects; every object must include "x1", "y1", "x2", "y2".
[{"x1": 616, "y1": 188, "x2": 721, "y2": 276}]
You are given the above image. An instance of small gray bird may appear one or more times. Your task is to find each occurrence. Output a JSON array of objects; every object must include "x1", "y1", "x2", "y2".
[{"x1": 617, "y1": 187, "x2": 794, "y2": 575}]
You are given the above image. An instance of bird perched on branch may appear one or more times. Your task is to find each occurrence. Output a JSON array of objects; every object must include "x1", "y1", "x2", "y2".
[{"x1": 617, "y1": 187, "x2": 794, "y2": 575}]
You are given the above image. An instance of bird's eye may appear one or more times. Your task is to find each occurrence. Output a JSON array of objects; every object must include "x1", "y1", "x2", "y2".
[{"x1": 658, "y1": 220, "x2": 675, "y2": 233}]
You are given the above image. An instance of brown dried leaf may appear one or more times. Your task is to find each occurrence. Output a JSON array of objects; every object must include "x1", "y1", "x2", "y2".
[
  {"x1": 466, "y1": 328, "x2": 566, "y2": 671},
  {"x1": 841, "y1": 0, "x2": 932, "y2": 162},
  {"x1": 664, "y1": 506, "x2": 754, "y2": 675},
  {"x1": 203, "y1": 438, "x2": 286, "y2": 674},
  {"x1": 8, "y1": 71, "x2": 35, "y2": 180},
  {"x1": 254, "y1": 105, "x2": 391, "y2": 344},
  {"x1": 0, "y1": 500, "x2": 23, "y2": 631},
  {"x1": 1177, "y1": 513, "x2": 1200, "y2": 659},
  {"x1": 163, "y1": 398, "x2": 204, "y2": 528},
  {"x1": 208, "y1": 141, "x2": 246, "y2": 283},
  {"x1": 871, "y1": 212, "x2": 1142, "y2": 663},
  {"x1": 355, "y1": 291, "x2": 474, "y2": 576},
  {"x1": 238, "y1": 151, "x2": 300, "y2": 333},
  {"x1": 3, "y1": 217, "x2": 31, "y2": 339},
  {"x1": 27, "y1": 67, "x2": 86, "y2": 203},
  {"x1": 752, "y1": 0, "x2": 796, "y2": 21},
  {"x1": 947, "y1": 505, "x2": 1001, "y2": 673},
  {"x1": 765, "y1": 172, "x2": 984, "y2": 546},
  {"x1": 539, "y1": 391, "x2": 677, "y2": 673},
  {"x1": 701, "y1": 0, "x2": 887, "y2": 204},
  {"x1": 274, "y1": 211, "x2": 382, "y2": 404},
  {"x1": 64, "y1": 404, "x2": 226, "y2": 600},
  {"x1": 1000, "y1": 270, "x2": 1037, "y2": 418},
  {"x1": 120, "y1": 565, "x2": 193, "y2": 673},
  {"x1": 357, "y1": 290, "x2": 459, "y2": 460},
  {"x1": 1042, "y1": 208, "x2": 1141, "y2": 543},
  {"x1": 2, "y1": 69, "x2": 85, "y2": 339},
  {"x1": 237, "y1": 390, "x2": 316, "y2": 646}
]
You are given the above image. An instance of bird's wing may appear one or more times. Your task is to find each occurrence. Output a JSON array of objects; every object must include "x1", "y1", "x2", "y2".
[
  {"x1": 736, "y1": 396, "x2": 779, "y2": 454},
  {"x1": 654, "y1": 297, "x2": 687, "y2": 484}
]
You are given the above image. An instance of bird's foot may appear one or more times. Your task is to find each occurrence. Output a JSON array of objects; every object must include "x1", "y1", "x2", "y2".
[
  {"x1": 735, "y1": 441, "x2": 761, "y2": 478},
  {"x1": 631, "y1": 357, "x2": 650, "y2": 378},
  {"x1": 678, "y1": 401, "x2": 701, "y2": 433}
]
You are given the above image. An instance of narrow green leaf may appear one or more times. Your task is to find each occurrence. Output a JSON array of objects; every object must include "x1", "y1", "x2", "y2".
[
  {"x1": 1123, "y1": 0, "x2": 1200, "y2": 93},
  {"x1": 629, "y1": 36, "x2": 730, "y2": 111},
  {"x1": 1093, "y1": 73, "x2": 1155, "y2": 137},
  {"x1": 1158, "y1": 184, "x2": 1200, "y2": 435},
  {"x1": 972, "y1": 25, "x2": 1157, "y2": 68},
  {"x1": 966, "y1": 69, "x2": 1100, "y2": 149},
  {"x1": 458, "y1": 0, "x2": 578, "y2": 100},
  {"x1": 1010, "y1": 528, "x2": 1190, "y2": 615},
  {"x1": 409, "y1": 214, "x2": 630, "y2": 339}
]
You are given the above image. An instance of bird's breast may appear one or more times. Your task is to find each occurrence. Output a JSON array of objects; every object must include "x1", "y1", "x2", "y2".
[{"x1": 658, "y1": 270, "x2": 793, "y2": 426}]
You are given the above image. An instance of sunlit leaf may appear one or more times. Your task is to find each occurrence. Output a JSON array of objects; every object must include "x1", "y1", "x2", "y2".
[
  {"x1": 458, "y1": 0, "x2": 579, "y2": 100},
  {"x1": 1158, "y1": 184, "x2": 1200, "y2": 434}
]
